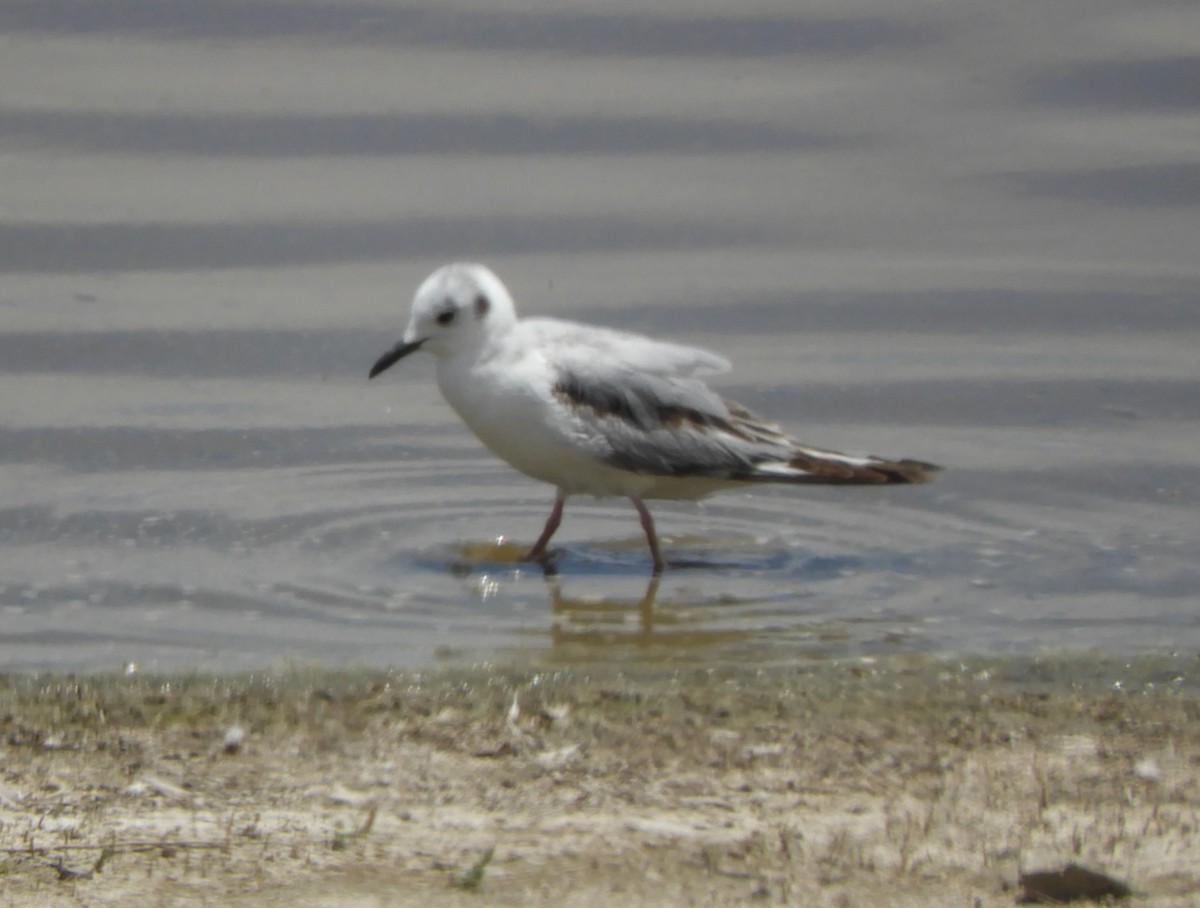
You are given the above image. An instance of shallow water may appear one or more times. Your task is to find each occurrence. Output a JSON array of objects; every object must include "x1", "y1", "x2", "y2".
[{"x1": 1, "y1": 1, "x2": 1198, "y2": 671}]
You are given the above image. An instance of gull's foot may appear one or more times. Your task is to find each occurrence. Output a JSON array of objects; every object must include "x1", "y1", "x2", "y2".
[{"x1": 519, "y1": 547, "x2": 561, "y2": 577}]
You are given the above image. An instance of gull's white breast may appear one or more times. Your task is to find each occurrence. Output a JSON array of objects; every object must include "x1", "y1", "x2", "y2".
[{"x1": 434, "y1": 340, "x2": 657, "y2": 498}]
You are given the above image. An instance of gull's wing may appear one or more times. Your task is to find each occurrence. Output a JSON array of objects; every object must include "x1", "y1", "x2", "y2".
[
  {"x1": 526, "y1": 320, "x2": 936, "y2": 484},
  {"x1": 523, "y1": 318, "x2": 730, "y2": 379}
]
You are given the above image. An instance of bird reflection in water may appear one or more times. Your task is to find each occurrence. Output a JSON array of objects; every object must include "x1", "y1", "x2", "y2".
[
  {"x1": 451, "y1": 538, "x2": 755, "y2": 652},
  {"x1": 545, "y1": 576, "x2": 756, "y2": 652}
]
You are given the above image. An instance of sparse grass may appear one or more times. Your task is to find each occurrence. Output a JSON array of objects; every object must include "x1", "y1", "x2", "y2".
[
  {"x1": 331, "y1": 806, "x2": 377, "y2": 851},
  {"x1": 451, "y1": 845, "x2": 495, "y2": 891},
  {"x1": 0, "y1": 653, "x2": 1197, "y2": 905}
]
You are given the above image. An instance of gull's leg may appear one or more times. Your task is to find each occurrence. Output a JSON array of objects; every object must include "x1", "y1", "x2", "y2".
[
  {"x1": 522, "y1": 492, "x2": 566, "y2": 562},
  {"x1": 629, "y1": 497, "x2": 665, "y2": 575}
]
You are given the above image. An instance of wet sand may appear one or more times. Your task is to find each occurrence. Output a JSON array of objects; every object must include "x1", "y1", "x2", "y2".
[{"x1": 2, "y1": 653, "x2": 1197, "y2": 905}]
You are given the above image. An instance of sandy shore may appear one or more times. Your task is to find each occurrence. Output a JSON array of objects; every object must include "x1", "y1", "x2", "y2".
[{"x1": 1, "y1": 653, "x2": 1197, "y2": 906}]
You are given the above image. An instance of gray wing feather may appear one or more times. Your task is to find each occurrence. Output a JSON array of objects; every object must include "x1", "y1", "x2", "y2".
[
  {"x1": 528, "y1": 318, "x2": 731, "y2": 378},
  {"x1": 534, "y1": 318, "x2": 940, "y2": 484},
  {"x1": 552, "y1": 362, "x2": 784, "y2": 478},
  {"x1": 551, "y1": 361, "x2": 940, "y2": 485}
]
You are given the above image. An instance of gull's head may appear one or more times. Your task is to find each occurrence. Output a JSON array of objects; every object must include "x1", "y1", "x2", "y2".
[{"x1": 369, "y1": 263, "x2": 517, "y2": 377}]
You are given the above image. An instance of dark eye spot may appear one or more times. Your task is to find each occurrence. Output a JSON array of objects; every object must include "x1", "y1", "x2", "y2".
[
  {"x1": 473, "y1": 294, "x2": 490, "y2": 318},
  {"x1": 436, "y1": 310, "x2": 455, "y2": 326}
]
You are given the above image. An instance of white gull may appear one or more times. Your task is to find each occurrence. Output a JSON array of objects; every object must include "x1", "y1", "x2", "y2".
[{"x1": 370, "y1": 263, "x2": 939, "y2": 574}]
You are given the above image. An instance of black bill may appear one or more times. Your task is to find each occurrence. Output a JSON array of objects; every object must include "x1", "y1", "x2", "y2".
[{"x1": 368, "y1": 339, "x2": 425, "y2": 378}]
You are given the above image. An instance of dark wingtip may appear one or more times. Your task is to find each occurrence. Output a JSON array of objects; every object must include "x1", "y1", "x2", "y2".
[
  {"x1": 885, "y1": 459, "x2": 942, "y2": 484},
  {"x1": 777, "y1": 455, "x2": 943, "y2": 485}
]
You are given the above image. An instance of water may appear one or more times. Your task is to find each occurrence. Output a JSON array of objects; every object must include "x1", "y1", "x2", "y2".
[{"x1": 1, "y1": 1, "x2": 1198, "y2": 672}]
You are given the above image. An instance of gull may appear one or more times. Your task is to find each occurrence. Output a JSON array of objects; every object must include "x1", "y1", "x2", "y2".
[{"x1": 369, "y1": 263, "x2": 939, "y2": 574}]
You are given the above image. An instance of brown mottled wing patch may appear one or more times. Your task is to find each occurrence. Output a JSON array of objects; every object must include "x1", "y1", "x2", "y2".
[
  {"x1": 779, "y1": 452, "x2": 940, "y2": 484},
  {"x1": 552, "y1": 368, "x2": 940, "y2": 485},
  {"x1": 719, "y1": 398, "x2": 789, "y2": 443},
  {"x1": 720, "y1": 398, "x2": 940, "y2": 484},
  {"x1": 553, "y1": 370, "x2": 731, "y2": 435}
]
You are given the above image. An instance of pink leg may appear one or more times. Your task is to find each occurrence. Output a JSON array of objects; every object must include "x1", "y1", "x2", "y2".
[
  {"x1": 522, "y1": 492, "x2": 565, "y2": 562},
  {"x1": 630, "y1": 498, "x2": 665, "y2": 575}
]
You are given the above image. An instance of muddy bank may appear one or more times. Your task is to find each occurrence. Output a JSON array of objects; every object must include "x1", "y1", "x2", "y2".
[{"x1": 1, "y1": 653, "x2": 1198, "y2": 905}]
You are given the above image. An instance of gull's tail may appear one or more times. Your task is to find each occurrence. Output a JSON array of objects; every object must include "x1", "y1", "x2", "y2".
[
  {"x1": 743, "y1": 448, "x2": 941, "y2": 485},
  {"x1": 717, "y1": 400, "x2": 941, "y2": 486},
  {"x1": 763, "y1": 451, "x2": 940, "y2": 484}
]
